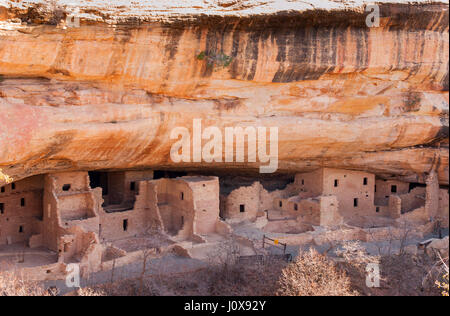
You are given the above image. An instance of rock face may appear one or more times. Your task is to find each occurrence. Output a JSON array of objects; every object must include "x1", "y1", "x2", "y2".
[{"x1": 0, "y1": 0, "x2": 448, "y2": 185}]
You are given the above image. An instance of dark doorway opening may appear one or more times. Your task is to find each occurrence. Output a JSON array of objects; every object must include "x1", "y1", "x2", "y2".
[
  {"x1": 153, "y1": 171, "x2": 188, "y2": 180},
  {"x1": 89, "y1": 171, "x2": 109, "y2": 195},
  {"x1": 409, "y1": 183, "x2": 426, "y2": 192}
]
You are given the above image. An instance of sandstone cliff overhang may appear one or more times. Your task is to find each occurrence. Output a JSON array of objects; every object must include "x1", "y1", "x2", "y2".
[{"x1": 0, "y1": 0, "x2": 448, "y2": 185}]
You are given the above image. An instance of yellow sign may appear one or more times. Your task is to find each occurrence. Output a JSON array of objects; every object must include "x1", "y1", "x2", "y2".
[{"x1": 274, "y1": 239, "x2": 279, "y2": 245}]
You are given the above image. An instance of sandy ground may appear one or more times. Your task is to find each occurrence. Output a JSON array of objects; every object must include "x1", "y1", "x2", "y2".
[
  {"x1": 45, "y1": 254, "x2": 208, "y2": 295},
  {"x1": 0, "y1": 243, "x2": 58, "y2": 270}
]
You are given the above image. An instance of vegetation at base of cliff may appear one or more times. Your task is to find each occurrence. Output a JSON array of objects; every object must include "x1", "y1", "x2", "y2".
[
  {"x1": 2, "y1": 239, "x2": 445, "y2": 296},
  {"x1": 0, "y1": 74, "x2": 4, "y2": 83},
  {"x1": 197, "y1": 51, "x2": 233, "y2": 70},
  {"x1": 0, "y1": 270, "x2": 50, "y2": 296},
  {"x1": 437, "y1": 272, "x2": 449, "y2": 296},
  {"x1": 276, "y1": 248, "x2": 357, "y2": 296}
]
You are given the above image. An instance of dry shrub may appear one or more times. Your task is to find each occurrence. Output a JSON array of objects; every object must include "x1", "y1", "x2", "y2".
[
  {"x1": 336, "y1": 241, "x2": 379, "y2": 266},
  {"x1": 336, "y1": 241, "x2": 380, "y2": 295},
  {"x1": 0, "y1": 270, "x2": 48, "y2": 296},
  {"x1": 437, "y1": 272, "x2": 449, "y2": 296},
  {"x1": 75, "y1": 287, "x2": 106, "y2": 296},
  {"x1": 74, "y1": 280, "x2": 143, "y2": 296},
  {"x1": 204, "y1": 237, "x2": 287, "y2": 296},
  {"x1": 206, "y1": 257, "x2": 286, "y2": 296},
  {"x1": 205, "y1": 237, "x2": 245, "y2": 293},
  {"x1": 429, "y1": 253, "x2": 449, "y2": 297},
  {"x1": 335, "y1": 241, "x2": 443, "y2": 296},
  {"x1": 276, "y1": 248, "x2": 357, "y2": 296},
  {"x1": 436, "y1": 272, "x2": 449, "y2": 296},
  {"x1": 378, "y1": 253, "x2": 440, "y2": 296},
  {"x1": 438, "y1": 255, "x2": 449, "y2": 296}
]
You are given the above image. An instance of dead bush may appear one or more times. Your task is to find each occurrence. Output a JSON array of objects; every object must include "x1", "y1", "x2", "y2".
[
  {"x1": 377, "y1": 253, "x2": 441, "y2": 296},
  {"x1": 203, "y1": 237, "x2": 288, "y2": 295},
  {"x1": 205, "y1": 238, "x2": 247, "y2": 294},
  {"x1": 75, "y1": 287, "x2": 106, "y2": 296},
  {"x1": 426, "y1": 253, "x2": 449, "y2": 297},
  {"x1": 276, "y1": 248, "x2": 358, "y2": 296},
  {"x1": 337, "y1": 241, "x2": 379, "y2": 266},
  {"x1": 75, "y1": 279, "x2": 146, "y2": 296},
  {"x1": 437, "y1": 272, "x2": 449, "y2": 296},
  {"x1": 336, "y1": 241, "x2": 381, "y2": 295},
  {"x1": 0, "y1": 270, "x2": 48, "y2": 296}
]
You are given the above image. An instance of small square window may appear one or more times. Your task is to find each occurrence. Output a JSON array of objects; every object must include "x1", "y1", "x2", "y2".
[
  {"x1": 294, "y1": 204, "x2": 298, "y2": 211},
  {"x1": 240, "y1": 205, "x2": 245, "y2": 213},
  {"x1": 62, "y1": 184, "x2": 71, "y2": 191},
  {"x1": 130, "y1": 182, "x2": 136, "y2": 191},
  {"x1": 391, "y1": 185, "x2": 397, "y2": 193},
  {"x1": 20, "y1": 198, "x2": 25, "y2": 207},
  {"x1": 11, "y1": 183, "x2": 16, "y2": 190},
  {"x1": 334, "y1": 180, "x2": 339, "y2": 187},
  {"x1": 376, "y1": 207, "x2": 380, "y2": 213},
  {"x1": 363, "y1": 178, "x2": 368, "y2": 185},
  {"x1": 19, "y1": 226, "x2": 23, "y2": 233},
  {"x1": 1, "y1": 187, "x2": 4, "y2": 193}
]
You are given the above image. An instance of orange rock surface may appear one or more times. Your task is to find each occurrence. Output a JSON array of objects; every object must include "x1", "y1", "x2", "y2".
[{"x1": 0, "y1": 0, "x2": 448, "y2": 185}]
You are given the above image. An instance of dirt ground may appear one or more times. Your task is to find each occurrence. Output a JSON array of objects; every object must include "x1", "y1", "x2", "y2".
[{"x1": 69, "y1": 251, "x2": 446, "y2": 296}]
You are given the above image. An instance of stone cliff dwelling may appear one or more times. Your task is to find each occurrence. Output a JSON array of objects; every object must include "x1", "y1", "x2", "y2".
[
  {"x1": 0, "y1": 167, "x2": 448, "y2": 280},
  {"x1": 221, "y1": 168, "x2": 448, "y2": 228}
]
